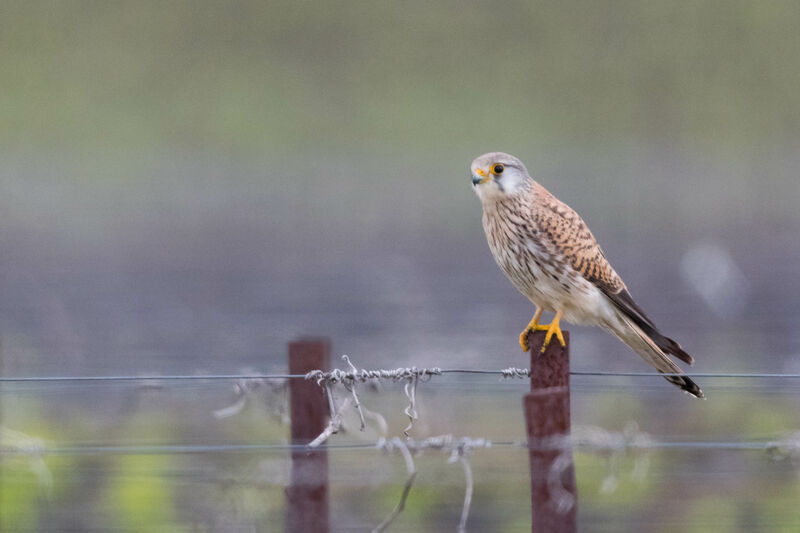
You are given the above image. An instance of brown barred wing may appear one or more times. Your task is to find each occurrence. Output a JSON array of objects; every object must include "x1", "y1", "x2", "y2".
[
  {"x1": 533, "y1": 183, "x2": 626, "y2": 294},
  {"x1": 535, "y1": 185, "x2": 694, "y2": 366}
]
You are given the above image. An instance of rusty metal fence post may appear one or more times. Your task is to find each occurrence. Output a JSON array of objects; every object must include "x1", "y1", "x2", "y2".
[
  {"x1": 286, "y1": 339, "x2": 331, "y2": 533},
  {"x1": 523, "y1": 330, "x2": 577, "y2": 533}
]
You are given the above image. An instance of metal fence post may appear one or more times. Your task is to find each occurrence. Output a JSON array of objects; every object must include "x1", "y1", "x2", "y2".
[
  {"x1": 286, "y1": 338, "x2": 331, "y2": 533},
  {"x1": 523, "y1": 330, "x2": 577, "y2": 533}
]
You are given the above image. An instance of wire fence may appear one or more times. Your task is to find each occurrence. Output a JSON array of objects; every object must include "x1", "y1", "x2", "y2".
[
  {"x1": 0, "y1": 438, "x2": 790, "y2": 456},
  {"x1": 3, "y1": 369, "x2": 800, "y2": 382},
  {"x1": 4, "y1": 356, "x2": 800, "y2": 454},
  {"x1": 3, "y1": 353, "x2": 800, "y2": 532},
  {"x1": 4, "y1": 423, "x2": 799, "y2": 532},
  {"x1": 3, "y1": 356, "x2": 799, "y2": 459}
]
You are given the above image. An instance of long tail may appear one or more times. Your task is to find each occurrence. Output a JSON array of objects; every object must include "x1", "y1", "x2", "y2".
[{"x1": 607, "y1": 314, "x2": 704, "y2": 398}]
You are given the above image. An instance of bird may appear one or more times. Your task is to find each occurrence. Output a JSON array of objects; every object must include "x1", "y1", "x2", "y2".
[{"x1": 471, "y1": 151, "x2": 703, "y2": 398}]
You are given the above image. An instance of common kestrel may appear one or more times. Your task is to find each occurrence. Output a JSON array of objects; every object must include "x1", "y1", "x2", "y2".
[{"x1": 471, "y1": 152, "x2": 703, "y2": 398}]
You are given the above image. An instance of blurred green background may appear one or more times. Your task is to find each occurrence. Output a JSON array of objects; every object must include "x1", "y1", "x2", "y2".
[{"x1": 1, "y1": 1, "x2": 800, "y2": 531}]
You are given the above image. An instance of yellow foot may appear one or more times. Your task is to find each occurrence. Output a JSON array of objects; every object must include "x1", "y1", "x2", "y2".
[
  {"x1": 519, "y1": 309, "x2": 567, "y2": 352},
  {"x1": 519, "y1": 307, "x2": 545, "y2": 351},
  {"x1": 540, "y1": 309, "x2": 566, "y2": 353},
  {"x1": 519, "y1": 323, "x2": 551, "y2": 351}
]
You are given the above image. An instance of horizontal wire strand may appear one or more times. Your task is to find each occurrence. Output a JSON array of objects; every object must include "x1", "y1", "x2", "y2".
[
  {"x1": 569, "y1": 371, "x2": 800, "y2": 378},
  {"x1": 1, "y1": 370, "x2": 800, "y2": 383},
  {"x1": 0, "y1": 374, "x2": 305, "y2": 382},
  {"x1": 0, "y1": 439, "x2": 779, "y2": 456}
]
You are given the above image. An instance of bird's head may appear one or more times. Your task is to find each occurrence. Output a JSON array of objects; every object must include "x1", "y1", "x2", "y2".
[{"x1": 470, "y1": 152, "x2": 531, "y2": 202}]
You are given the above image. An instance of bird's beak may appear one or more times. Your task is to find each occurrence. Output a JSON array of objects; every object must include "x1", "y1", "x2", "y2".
[{"x1": 472, "y1": 168, "x2": 490, "y2": 186}]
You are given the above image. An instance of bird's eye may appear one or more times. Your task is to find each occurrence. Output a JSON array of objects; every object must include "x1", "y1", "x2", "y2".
[{"x1": 492, "y1": 163, "x2": 505, "y2": 175}]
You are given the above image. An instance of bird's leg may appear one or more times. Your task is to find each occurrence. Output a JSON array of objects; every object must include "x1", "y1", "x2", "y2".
[
  {"x1": 540, "y1": 309, "x2": 566, "y2": 353},
  {"x1": 519, "y1": 307, "x2": 545, "y2": 351}
]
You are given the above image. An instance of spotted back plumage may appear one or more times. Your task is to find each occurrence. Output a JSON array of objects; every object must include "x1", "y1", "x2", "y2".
[{"x1": 530, "y1": 182, "x2": 625, "y2": 294}]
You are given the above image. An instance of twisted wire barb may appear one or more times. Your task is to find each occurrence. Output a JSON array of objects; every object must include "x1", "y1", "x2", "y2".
[
  {"x1": 308, "y1": 386, "x2": 351, "y2": 448},
  {"x1": 537, "y1": 423, "x2": 655, "y2": 512},
  {"x1": 372, "y1": 438, "x2": 416, "y2": 533},
  {"x1": 374, "y1": 436, "x2": 490, "y2": 532},
  {"x1": 304, "y1": 364, "x2": 443, "y2": 385},
  {"x1": 402, "y1": 375, "x2": 418, "y2": 436},
  {"x1": 212, "y1": 375, "x2": 288, "y2": 421},
  {"x1": 456, "y1": 454, "x2": 473, "y2": 533},
  {"x1": 306, "y1": 356, "x2": 442, "y2": 439},
  {"x1": 500, "y1": 367, "x2": 531, "y2": 379},
  {"x1": 342, "y1": 356, "x2": 367, "y2": 431}
]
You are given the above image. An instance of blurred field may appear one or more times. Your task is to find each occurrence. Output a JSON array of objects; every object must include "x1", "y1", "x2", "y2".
[{"x1": 1, "y1": 2, "x2": 800, "y2": 531}]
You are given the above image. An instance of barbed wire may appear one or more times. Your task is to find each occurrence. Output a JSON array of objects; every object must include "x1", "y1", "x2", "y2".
[
  {"x1": 569, "y1": 371, "x2": 800, "y2": 378},
  {"x1": 4, "y1": 426, "x2": 797, "y2": 525},
  {"x1": 5, "y1": 427, "x2": 797, "y2": 531},
  {"x1": 0, "y1": 436, "x2": 789, "y2": 456},
  {"x1": 5, "y1": 356, "x2": 800, "y2": 531},
  {"x1": 2, "y1": 369, "x2": 800, "y2": 383},
  {"x1": 5, "y1": 420, "x2": 800, "y2": 531},
  {"x1": 0, "y1": 374, "x2": 304, "y2": 382}
]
